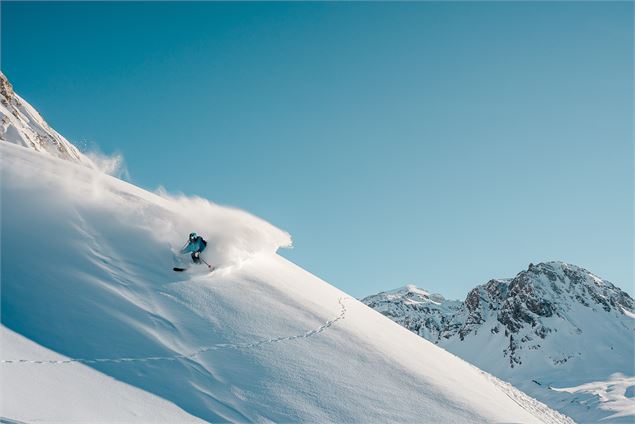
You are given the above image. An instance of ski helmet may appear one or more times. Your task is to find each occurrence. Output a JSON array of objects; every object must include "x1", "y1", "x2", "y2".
[{"x1": 189, "y1": 232, "x2": 197, "y2": 240}]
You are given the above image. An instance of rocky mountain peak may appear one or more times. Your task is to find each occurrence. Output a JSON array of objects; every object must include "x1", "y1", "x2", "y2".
[
  {"x1": 0, "y1": 72, "x2": 90, "y2": 164},
  {"x1": 1, "y1": 72, "x2": 15, "y2": 100},
  {"x1": 363, "y1": 261, "x2": 633, "y2": 367},
  {"x1": 510, "y1": 262, "x2": 632, "y2": 315},
  {"x1": 363, "y1": 262, "x2": 634, "y2": 422}
]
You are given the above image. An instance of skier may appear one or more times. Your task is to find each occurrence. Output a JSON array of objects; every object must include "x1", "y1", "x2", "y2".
[{"x1": 181, "y1": 232, "x2": 207, "y2": 264}]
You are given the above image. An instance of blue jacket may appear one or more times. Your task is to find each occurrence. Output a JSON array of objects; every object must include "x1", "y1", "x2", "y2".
[{"x1": 181, "y1": 237, "x2": 207, "y2": 254}]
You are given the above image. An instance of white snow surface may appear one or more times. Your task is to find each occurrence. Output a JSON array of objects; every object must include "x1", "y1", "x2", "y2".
[
  {"x1": 0, "y1": 140, "x2": 573, "y2": 423},
  {"x1": 551, "y1": 374, "x2": 635, "y2": 422},
  {"x1": 1, "y1": 326, "x2": 205, "y2": 423}
]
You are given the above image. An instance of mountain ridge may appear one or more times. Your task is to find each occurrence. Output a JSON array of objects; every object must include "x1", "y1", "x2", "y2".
[
  {"x1": 362, "y1": 261, "x2": 635, "y2": 422},
  {"x1": 0, "y1": 71, "x2": 92, "y2": 164}
]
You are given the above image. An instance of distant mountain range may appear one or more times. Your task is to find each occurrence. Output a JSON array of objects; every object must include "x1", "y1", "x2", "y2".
[{"x1": 362, "y1": 261, "x2": 635, "y2": 423}]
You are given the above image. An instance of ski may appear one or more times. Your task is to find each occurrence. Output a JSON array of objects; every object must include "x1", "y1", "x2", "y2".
[{"x1": 173, "y1": 266, "x2": 216, "y2": 273}]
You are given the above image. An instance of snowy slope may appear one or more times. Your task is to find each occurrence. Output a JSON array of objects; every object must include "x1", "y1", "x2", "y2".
[
  {"x1": 1, "y1": 326, "x2": 205, "y2": 423},
  {"x1": 363, "y1": 265, "x2": 635, "y2": 423},
  {"x1": 0, "y1": 75, "x2": 572, "y2": 423},
  {"x1": 0, "y1": 72, "x2": 91, "y2": 164},
  {"x1": 0, "y1": 142, "x2": 573, "y2": 423}
]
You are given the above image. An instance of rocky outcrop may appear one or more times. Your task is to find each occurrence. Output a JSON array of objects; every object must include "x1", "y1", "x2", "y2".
[{"x1": 0, "y1": 72, "x2": 90, "y2": 164}]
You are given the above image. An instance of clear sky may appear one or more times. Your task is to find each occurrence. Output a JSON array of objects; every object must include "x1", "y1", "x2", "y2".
[{"x1": 2, "y1": 1, "x2": 633, "y2": 299}]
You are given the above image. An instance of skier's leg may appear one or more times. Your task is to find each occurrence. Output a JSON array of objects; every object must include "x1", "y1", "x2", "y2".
[{"x1": 192, "y1": 252, "x2": 201, "y2": 264}]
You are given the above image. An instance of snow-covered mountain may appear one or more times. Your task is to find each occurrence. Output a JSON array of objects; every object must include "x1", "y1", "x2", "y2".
[
  {"x1": 0, "y1": 71, "x2": 92, "y2": 164},
  {"x1": 363, "y1": 263, "x2": 635, "y2": 423},
  {"x1": 0, "y1": 76, "x2": 573, "y2": 423}
]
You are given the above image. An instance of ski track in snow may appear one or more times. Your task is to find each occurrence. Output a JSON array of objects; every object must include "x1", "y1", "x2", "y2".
[
  {"x1": 482, "y1": 372, "x2": 574, "y2": 424},
  {"x1": 1, "y1": 297, "x2": 348, "y2": 366}
]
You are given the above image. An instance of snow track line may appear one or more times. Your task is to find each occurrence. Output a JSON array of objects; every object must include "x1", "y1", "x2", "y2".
[
  {"x1": 1, "y1": 297, "x2": 348, "y2": 366},
  {"x1": 481, "y1": 372, "x2": 575, "y2": 424}
]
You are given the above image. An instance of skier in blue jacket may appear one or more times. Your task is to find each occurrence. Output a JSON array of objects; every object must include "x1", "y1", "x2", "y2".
[{"x1": 181, "y1": 232, "x2": 207, "y2": 264}]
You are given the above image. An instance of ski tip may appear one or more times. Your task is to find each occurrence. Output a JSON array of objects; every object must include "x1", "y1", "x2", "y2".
[{"x1": 173, "y1": 267, "x2": 187, "y2": 272}]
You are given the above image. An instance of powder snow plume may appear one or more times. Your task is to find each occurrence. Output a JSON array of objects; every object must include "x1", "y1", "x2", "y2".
[
  {"x1": 151, "y1": 189, "x2": 293, "y2": 268},
  {"x1": 2, "y1": 142, "x2": 292, "y2": 270}
]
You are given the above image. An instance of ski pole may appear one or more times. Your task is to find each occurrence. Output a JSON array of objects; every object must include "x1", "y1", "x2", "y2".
[{"x1": 200, "y1": 257, "x2": 213, "y2": 270}]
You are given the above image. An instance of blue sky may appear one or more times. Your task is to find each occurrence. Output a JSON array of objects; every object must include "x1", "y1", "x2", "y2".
[{"x1": 2, "y1": 1, "x2": 633, "y2": 299}]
